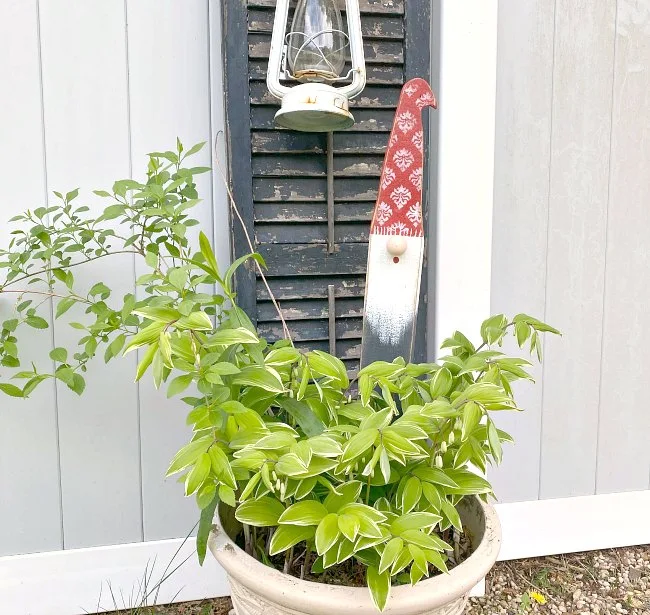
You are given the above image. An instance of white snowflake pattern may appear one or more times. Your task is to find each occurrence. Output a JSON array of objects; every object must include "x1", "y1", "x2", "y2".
[
  {"x1": 393, "y1": 148, "x2": 415, "y2": 172},
  {"x1": 409, "y1": 167, "x2": 422, "y2": 191},
  {"x1": 389, "y1": 132, "x2": 399, "y2": 147},
  {"x1": 411, "y1": 130, "x2": 423, "y2": 150},
  {"x1": 387, "y1": 221, "x2": 411, "y2": 236},
  {"x1": 380, "y1": 167, "x2": 396, "y2": 190},
  {"x1": 403, "y1": 82, "x2": 419, "y2": 98},
  {"x1": 416, "y1": 91, "x2": 436, "y2": 109},
  {"x1": 396, "y1": 111, "x2": 416, "y2": 134},
  {"x1": 406, "y1": 202, "x2": 422, "y2": 225},
  {"x1": 390, "y1": 185, "x2": 412, "y2": 209},
  {"x1": 375, "y1": 201, "x2": 392, "y2": 225}
]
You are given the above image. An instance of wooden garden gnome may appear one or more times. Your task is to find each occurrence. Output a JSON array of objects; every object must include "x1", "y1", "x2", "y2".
[{"x1": 360, "y1": 78, "x2": 437, "y2": 367}]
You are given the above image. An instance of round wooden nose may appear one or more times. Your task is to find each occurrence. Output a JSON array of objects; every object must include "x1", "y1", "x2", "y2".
[{"x1": 386, "y1": 236, "x2": 407, "y2": 257}]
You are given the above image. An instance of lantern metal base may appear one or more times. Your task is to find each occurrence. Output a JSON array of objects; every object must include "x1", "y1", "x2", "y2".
[{"x1": 274, "y1": 83, "x2": 355, "y2": 132}]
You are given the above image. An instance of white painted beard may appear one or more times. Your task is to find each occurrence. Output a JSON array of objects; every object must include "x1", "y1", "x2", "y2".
[{"x1": 363, "y1": 234, "x2": 424, "y2": 347}]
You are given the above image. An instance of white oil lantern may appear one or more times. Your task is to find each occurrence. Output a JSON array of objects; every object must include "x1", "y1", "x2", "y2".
[{"x1": 267, "y1": 0, "x2": 366, "y2": 132}]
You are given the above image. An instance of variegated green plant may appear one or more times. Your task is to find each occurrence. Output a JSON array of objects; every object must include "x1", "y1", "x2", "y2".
[{"x1": 0, "y1": 141, "x2": 559, "y2": 611}]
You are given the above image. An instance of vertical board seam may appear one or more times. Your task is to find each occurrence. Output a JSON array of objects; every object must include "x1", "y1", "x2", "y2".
[
  {"x1": 35, "y1": 0, "x2": 65, "y2": 551},
  {"x1": 537, "y1": 0, "x2": 559, "y2": 500},
  {"x1": 206, "y1": 0, "x2": 216, "y2": 273},
  {"x1": 122, "y1": 0, "x2": 145, "y2": 542},
  {"x1": 595, "y1": 0, "x2": 619, "y2": 495}
]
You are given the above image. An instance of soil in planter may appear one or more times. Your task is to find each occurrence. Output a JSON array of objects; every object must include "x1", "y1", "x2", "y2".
[{"x1": 236, "y1": 527, "x2": 473, "y2": 588}]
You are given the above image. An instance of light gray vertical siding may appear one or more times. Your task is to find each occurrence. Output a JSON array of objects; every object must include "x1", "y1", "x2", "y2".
[
  {"x1": 492, "y1": 0, "x2": 650, "y2": 502},
  {"x1": 0, "y1": 0, "x2": 227, "y2": 556},
  {"x1": 0, "y1": 0, "x2": 63, "y2": 556},
  {"x1": 597, "y1": 2, "x2": 650, "y2": 494},
  {"x1": 539, "y1": 0, "x2": 615, "y2": 500},
  {"x1": 490, "y1": 0, "x2": 555, "y2": 503}
]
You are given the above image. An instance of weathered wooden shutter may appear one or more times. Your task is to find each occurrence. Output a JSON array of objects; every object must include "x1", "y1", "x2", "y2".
[{"x1": 222, "y1": 0, "x2": 432, "y2": 374}]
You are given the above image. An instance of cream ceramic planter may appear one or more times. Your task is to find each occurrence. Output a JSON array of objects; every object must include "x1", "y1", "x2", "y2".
[{"x1": 208, "y1": 496, "x2": 501, "y2": 615}]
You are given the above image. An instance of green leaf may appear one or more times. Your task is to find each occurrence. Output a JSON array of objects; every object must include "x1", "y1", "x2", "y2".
[
  {"x1": 218, "y1": 484, "x2": 236, "y2": 508},
  {"x1": 265, "y1": 347, "x2": 301, "y2": 367},
  {"x1": 324, "y1": 481, "x2": 363, "y2": 513},
  {"x1": 269, "y1": 525, "x2": 315, "y2": 556},
  {"x1": 379, "y1": 537, "x2": 403, "y2": 574},
  {"x1": 338, "y1": 514, "x2": 360, "y2": 542},
  {"x1": 232, "y1": 366, "x2": 284, "y2": 393},
  {"x1": 401, "y1": 529, "x2": 449, "y2": 551},
  {"x1": 408, "y1": 543, "x2": 429, "y2": 577},
  {"x1": 209, "y1": 446, "x2": 237, "y2": 489},
  {"x1": 390, "y1": 512, "x2": 442, "y2": 535},
  {"x1": 440, "y1": 499, "x2": 462, "y2": 531},
  {"x1": 196, "y1": 492, "x2": 219, "y2": 565},
  {"x1": 135, "y1": 343, "x2": 158, "y2": 381},
  {"x1": 210, "y1": 328, "x2": 260, "y2": 346},
  {"x1": 235, "y1": 497, "x2": 285, "y2": 527},
  {"x1": 49, "y1": 347, "x2": 68, "y2": 363},
  {"x1": 277, "y1": 397, "x2": 325, "y2": 437},
  {"x1": 430, "y1": 367, "x2": 452, "y2": 398},
  {"x1": 308, "y1": 350, "x2": 348, "y2": 388},
  {"x1": 443, "y1": 469, "x2": 493, "y2": 495},
  {"x1": 487, "y1": 420, "x2": 503, "y2": 463},
  {"x1": 223, "y1": 253, "x2": 266, "y2": 293},
  {"x1": 412, "y1": 466, "x2": 459, "y2": 488},
  {"x1": 367, "y1": 566, "x2": 391, "y2": 611},
  {"x1": 0, "y1": 383, "x2": 24, "y2": 398},
  {"x1": 424, "y1": 548, "x2": 449, "y2": 573},
  {"x1": 25, "y1": 316, "x2": 49, "y2": 329},
  {"x1": 461, "y1": 401, "x2": 482, "y2": 440},
  {"x1": 176, "y1": 311, "x2": 213, "y2": 332},
  {"x1": 185, "y1": 452, "x2": 211, "y2": 495},
  {"x1": 315, "y1": 513, "x2": 340, "y2": 555},
  {"x1": 167, "y1": 436, "x2": 212, "y2": 476},
  {"x1": 133, "y1": 306, "x2": 180, "y2": 323},
  {"x1": 167, "y1": 374, "x2": 194, "y2": 398},
  {"x1": 400, "y1": 476, "x2": 422, "y2": 514},
  {"x1": 199, "y1": 231, "x2": 221, "y2": 278},
  {"x1": 124, "y1": 322, "x2": 166, "y2": 353},
  {"x1": 196, "y1": 482, "x2": 217, "y2": 510},
  {"x1": 279, "y1": 500, "x2": 328, "y2": 526},
  {"x1": 340, "y1": 429, "x2": 378, "y2": 465}
]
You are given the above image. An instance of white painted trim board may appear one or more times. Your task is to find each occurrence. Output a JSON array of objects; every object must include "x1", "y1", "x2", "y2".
[
  {"x1": 2, "y1": 490, "x2": 649, "y2": 615},
  {"x1": 434, "y1": 0, "x2": 498, "y2": 350}
]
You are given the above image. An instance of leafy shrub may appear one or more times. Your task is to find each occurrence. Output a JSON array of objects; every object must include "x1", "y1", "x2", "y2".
[{"x1": 0, "y1": 141, "x2": 558, "y2": 610}]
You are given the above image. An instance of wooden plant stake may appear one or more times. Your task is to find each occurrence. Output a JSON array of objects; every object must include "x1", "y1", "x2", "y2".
[{"x1": 360, "y1": 78, "x2": 437, "y2": 367}]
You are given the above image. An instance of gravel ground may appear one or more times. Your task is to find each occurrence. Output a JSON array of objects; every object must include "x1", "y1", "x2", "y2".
[{"x1": 103, "y1": 546, "x2": 650, "y2": 615}]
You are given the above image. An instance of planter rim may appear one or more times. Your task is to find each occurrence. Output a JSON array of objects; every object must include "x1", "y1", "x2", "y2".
[{"x1": 208, "y1": 496, "x2": 501, "y2": 615}]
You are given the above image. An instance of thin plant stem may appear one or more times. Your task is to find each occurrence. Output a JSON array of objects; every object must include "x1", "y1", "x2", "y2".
[{"x1": 213, "y1": 133, "x2": 293, "y2": 344}]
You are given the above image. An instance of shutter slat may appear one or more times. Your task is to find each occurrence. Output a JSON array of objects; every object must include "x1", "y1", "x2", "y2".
[
  {"x1": 251, "y1": 131, "x2": 389, "y2": 155},
  {"x1": 248, "y1": 10, "x2": 404, "y2": 39},
  {"x1": 256, "y1": 222, "x2": 369, "y2": 244},
  {"x1": 249, "y1": 61, "x2": 404, "y2": 84},
  {"x1": 254, "y1": 202, "x2": 374, "y2": 223},
  {"x1": 257, "y1": 276, "x2": 366, "y2": 301},
  {"x1": 258, "y1": 297, "x2": 364, "y2": 321},
  {"x1": 249, "y1": 34, "x2": 404, "y2": 64},
  {"x1": 251, "y1": 107, "x2": 395, "y2": 131},
  {"x1": 252, "y1": 177, "x2": 378, "y2": 202},
  {"x1": 258, "y1": 243, "x2": 369, "y2": 276},
  {"x1": 247, "y1": 0, "x2": 405, "y2": 16},
  {"x1": 252, "y1": 154, "x2": 383, "y2": 177},
  {"x1": 249, "y1": 82, "x2": 401, "y2": 108},
  {"x1": 259, "y1": 317, "x2": 363, "y2": 343},
  {"x1": 295, "y1": 339, "x2": 361, "y2": 360}
]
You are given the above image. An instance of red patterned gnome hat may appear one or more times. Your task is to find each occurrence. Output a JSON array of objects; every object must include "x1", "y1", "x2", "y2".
[{"x1": 370, "y1": 78, "x2": 437, "y2": 238}]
